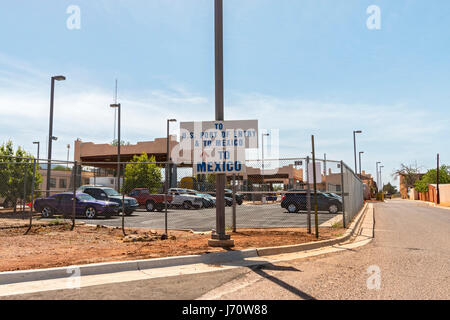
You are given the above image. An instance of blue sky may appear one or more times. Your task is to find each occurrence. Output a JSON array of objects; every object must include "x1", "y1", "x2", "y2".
[{"x1": 1, "y1": 0, "x2": 449, "y2": 187}]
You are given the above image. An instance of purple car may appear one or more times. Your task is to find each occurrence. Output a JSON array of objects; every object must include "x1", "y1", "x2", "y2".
[{"x1": 34, "y1": 192, "x2": 119, "y2": 219}]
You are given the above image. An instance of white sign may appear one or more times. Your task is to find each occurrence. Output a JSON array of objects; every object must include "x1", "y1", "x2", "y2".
[
  {"x1": 308, "y1": 162, "x2": 322, "y2": 183},
  {"x1": 179, "y1": 120, "x2": 258, "y2": 174}
]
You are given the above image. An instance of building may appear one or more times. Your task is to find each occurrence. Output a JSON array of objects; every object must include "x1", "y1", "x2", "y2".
[
  {"x1": 38, "y1": 168, "x2": 94, "y2": 195},
  {"x1": 415, "y1": 184, "x2": 450, "y2": 205}
]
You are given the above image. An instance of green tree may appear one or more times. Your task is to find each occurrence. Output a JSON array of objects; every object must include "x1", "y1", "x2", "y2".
[
  {"x1": 52, "y1": 165, "x2": 70, "y2": 171},
  {"x1": 122, "y1": 153, "x2": 162, "y2": 194},
  {"x1": 382, "y1": 183, "x2": 398, "y2": 194},
  {"x1": 414, "y1": 165, "x2": 450, "y2": 193},
  {"x1": 111, "y1": 139, "x2": 131, "y2": 146},
  {"x1": 393, "y1": 163, "x2": 421, "y2": 192},
  {"x1": 0, "y1": 141, "x2": 42, "y2": 212}
]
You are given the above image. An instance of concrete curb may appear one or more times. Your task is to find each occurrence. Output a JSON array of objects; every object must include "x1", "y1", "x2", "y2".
[
  {"x1": 400, "y1": 199, "x2": 450, "y2": 211},
  {"x1": 256, "y1": 202, "x2": 369, "y2": 256},
  {"x1": 0, "y1": 203, "x2": 369, "y2": 285}
]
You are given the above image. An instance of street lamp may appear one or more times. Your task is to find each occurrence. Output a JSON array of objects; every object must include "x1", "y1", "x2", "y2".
[
  {"x1": 66, "y1": 144, "x2": 70, "y2": 169},
  {"x1": 359, "y1": 151, "x2": 364, "y2": 177},
  {"x1": 379, "y1": 165, "x2": 384, "y2": 192},
  {"x1": 166, "y1": 119, "x2": 177, "y2": 191},
  {"x1": 353, "y1": 130, "x2": 362, "y2": 174},
  {"x1": 46, "y1": 75, "x2": 65, "y2": 196},
  {"x1": 110, "y1": 103, "x2": 121, "y2": 191},
  {"x1": 261, "y1": 133, "x2": 270, "y2": 187},
  {"x1": 376, "y1": 161, "x2": 381, "y2": 192}
]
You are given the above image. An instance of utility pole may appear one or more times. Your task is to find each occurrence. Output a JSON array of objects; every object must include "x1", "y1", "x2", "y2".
[
  {"x1": 437, "y1": 153, "x2": 440, "y2": 205},
  {"x1": 209, "y1": 0, "x2": 233, "y2": 247},
  {"x1": 110, "y1": 103, "x2": 121, "y2": 192}
]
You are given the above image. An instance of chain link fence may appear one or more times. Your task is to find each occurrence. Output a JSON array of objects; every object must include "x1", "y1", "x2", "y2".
[{"x1": 0, "y1": 155, "x2": 365, "y2": 233}]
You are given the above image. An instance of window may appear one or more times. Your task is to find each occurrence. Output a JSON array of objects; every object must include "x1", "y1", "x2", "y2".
[
  {"x1": 59, "y1": 179, "x2": 67, "y2": 189},
  {"x1": 83, "y1": 178, "x2": 90, "y2": 185},
  {"x1": 49, "y1": 178, "x2": 56, "y2": 188}
]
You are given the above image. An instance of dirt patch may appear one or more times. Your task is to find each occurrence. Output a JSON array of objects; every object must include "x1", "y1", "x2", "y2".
[{"x1": 0, "y1": 223, "x2": 345, "y2": 272}]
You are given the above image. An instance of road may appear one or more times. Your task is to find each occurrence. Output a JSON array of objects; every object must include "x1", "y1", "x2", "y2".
[
  {"x1": 4, "y1": 200, "x2": 449, "y2": 299},
  {"x1": 75, "y1": 203, "x2": 339, "y2": 231}
]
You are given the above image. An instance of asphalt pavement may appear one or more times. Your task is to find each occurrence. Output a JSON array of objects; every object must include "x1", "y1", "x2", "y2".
[
  {"x1": 75, "y1": 203, "x2": 339, "y2": 231},
  {"x1": 6, "y1": 199, "x2": 449, "y2": 300}
]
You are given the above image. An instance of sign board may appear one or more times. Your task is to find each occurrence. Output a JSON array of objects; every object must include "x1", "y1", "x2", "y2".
[
  {"x1": 308, "y1": 162, "x2": 322, "y2": 183},
  {"x1": 180, "y1": 120, "x2": 258, "y2": 174}
]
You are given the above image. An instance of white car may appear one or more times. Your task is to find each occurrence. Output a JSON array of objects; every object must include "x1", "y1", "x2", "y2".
[{"x1": 168, "y1": 188, "x2": 204, "y2": 209}]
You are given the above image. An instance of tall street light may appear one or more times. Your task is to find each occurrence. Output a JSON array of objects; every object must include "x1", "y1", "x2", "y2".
[
  {"x1": 66, "y1": 144, "x2": 70, "y2": 169},
  {"x1": 376, "y1": 161, "x2": 381, "y2": 192},
  {"x1": 46, "y1": 75, "x2": 65, "y2": 196},
  {"x1": 353, "y1": 130, "x2": 362, "y2": 174},
  {"x1": 379, "y1": 165, "x2": 384, "y2": 192},
  {"x1": 110, "y1": 103, "x2": 121, "y2": 191},
  {"x1": 261, "y1": 133, "x2": 270, "y2": 187},
  {"x1": 359, "y1": 151, "x2": 364, "y2": 177},
  {"x1": 166, "y1": 119, "x2": 177, "y2": 191}
]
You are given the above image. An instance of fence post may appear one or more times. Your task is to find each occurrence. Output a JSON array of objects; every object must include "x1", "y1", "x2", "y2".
[
  {"x1": 71, "y1": 161, "x2": 77, "y2": 230},
  {"x1": 121, "y1": 163, "x2": 126, "y2": 236},
  {"x1": 340, "y1": 160, "x2": 346, "y2": 228},
  {"x1": 22, "y1": 162, "x2": 28, "y2": 219},
  {"x1": 232, "y1": 173, "x2": 236, "y2": 232},
  {"x1": 306, "y1": 156, "x2": 311, "y2": 234},
  {"x1": 311, "y1": 136, "x2": 319, "y2": 239},
  {"x1": 164, "y1": 162, "x2": 168, "y2": 237},
  {"x1": 25, "y1": 159, "x2": 36, "y2": 235}
]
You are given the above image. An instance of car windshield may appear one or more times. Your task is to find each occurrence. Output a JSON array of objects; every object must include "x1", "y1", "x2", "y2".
[
  {"x1": 103, "y1": 188, "x2": 120, "y2": 196},
  {"x1": 77, "y1": 194, "x2": 95, "y2": 201}
]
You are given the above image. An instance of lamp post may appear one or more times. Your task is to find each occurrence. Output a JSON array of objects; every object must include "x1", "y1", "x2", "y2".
[
  {"x1": 353, "y1": 130, "x2": 362, "y2": 174},
  {"x1": 379, "y1": 165, "x2": 384, "y2": 192},
  {"x1": 261, "y1": 133, "x2": 269, "y2": 187},
  {"x1": 32, "y1": 141, "x2": 40, "y2": 165},
  {"x1": 376, "y1": 161, "x2": 381, "y2": 192},
  {"x1": 166, "y1": 119, "x2": 177, "y2": 191},
  {"x1": 359, "y1": 151, "x2": 364, "y2": 177},
  {"x1": 46, "y1": 75, "x2": 65, "y2": 196},
  {"x1": 110, "y1": 103, "x2": 121, "y2": 192},
  {"x1": 66, "y1": 144, "x2": 70, "y2": 169}
]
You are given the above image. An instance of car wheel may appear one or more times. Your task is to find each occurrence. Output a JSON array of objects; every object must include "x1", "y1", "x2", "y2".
[
  {"x1": 85, "y1": 206, "x2": 97, "y2": 219},
  {"x1": 287, "y1": 203, "x2": 298, "y2": 213},
  {"x1": 146, "y1": 201, "x2": 155, "y2": 212},
  {"x1": 183, "y1": 201, "x2": 192, "y2": 210},
  {"x1": 237, "y1": 199, "x2": 243, "y2": 205},
  {"x1": 328, "y1": 204, "x2": 339, "y2": 214},
  {"x1": 41, "y1": 206, "x2": 53, "y2": 218}
]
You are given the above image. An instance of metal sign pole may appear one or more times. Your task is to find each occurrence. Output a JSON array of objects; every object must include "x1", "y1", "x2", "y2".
[
  {"x1": 232, "y1": 173, "x2": 236, "y2": 232},
  {"x1": 306, "y1": 156, "x2": 311, "y2": 234},
  {"x1": 340, "y1": 161, "x2": 346, "y2": 228}
]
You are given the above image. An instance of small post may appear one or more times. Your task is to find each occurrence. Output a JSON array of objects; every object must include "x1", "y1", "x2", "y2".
[
  {"x1": 306, "y1": 156, "x2": 311, "y2": 234},
  {"x1": 437, "y1": 153, "x2": 440, "y2": 205},
  {"x1": 232, "y1": 173, "x2": 236, "y2": 232},
  {"x1": 22, "y1": 162, "x2": 28, "y2": 219},
  {"x1": 121, "y1": 163, "x2": 126, "y2": 236},
  {"x1": 164, "y1": 162, "x2": 169, "y2": 236},
  {"x1": 25, "y1": 159, "x2": 36, "y2": 235},
  {"x1": 340, "y1": 160, "x2": 346, "y2": 228},
  {"x1": 311, "y1": 136, "x2": 319, "y2": 239},
  {"x1": 71, "y1": 161, "x2": 77, "y2": 230}
]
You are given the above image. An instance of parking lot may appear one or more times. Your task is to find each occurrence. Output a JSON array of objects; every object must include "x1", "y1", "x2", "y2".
[{"x1": 76, "y1": 203, "x2": 341, "y2": 232}]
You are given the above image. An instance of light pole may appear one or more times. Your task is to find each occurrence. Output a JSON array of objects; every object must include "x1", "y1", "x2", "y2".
[
  {"x1": 166, "y1": 119, "x2": 177, "y2": 191},
  {"x1": 359, "y1": 151, "x2": 364, "y2": 177},
  {"x1": 379, "y1": 165, "x2": 384, "y2": 192},
  {"x1": 46, "y1": 75, "x2": 65, "y2": 196},
  {"x1": 66, "y1": 144, "x2": 70, "y2": 169},
  {"x1": 376, "y1": 161, "x2": 381, "y2": 192},
  {"x1": 353, "y1": 130, "x2": 362, "y2": 174},
  {"x1": 261, "y1": 133, "x2": 269, "y2": 188},
  {"x1": 32, "y1": 141, "x2": 40, "y2": 165},
  {"x1": 110, "y1": 103, "x2": 121, "y2": 192}
]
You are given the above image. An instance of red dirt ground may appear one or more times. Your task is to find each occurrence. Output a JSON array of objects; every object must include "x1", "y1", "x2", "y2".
[{"x1": 0, "y1": 222, "x2": 345, "y2": 272}]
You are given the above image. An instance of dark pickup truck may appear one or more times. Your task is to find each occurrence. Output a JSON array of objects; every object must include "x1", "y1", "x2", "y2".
[{"x1": 128, "y1": 188, "x2": 173, "y2": 212}]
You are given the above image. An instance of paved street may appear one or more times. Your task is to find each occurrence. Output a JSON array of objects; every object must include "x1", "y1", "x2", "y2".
[
  {"x1": 7, "y1": 200, "x2": 449, "y2": 300},
  {"x1": 76, "y1": 203, "x2": 339, "y2": 231}
]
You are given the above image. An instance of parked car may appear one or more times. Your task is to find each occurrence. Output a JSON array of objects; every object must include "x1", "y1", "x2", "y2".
[
  {"x1": 324, "y1": 192, "x2": 342, "y2": 201},
  {"x1": 34, "y1": 192, "x2": 119, "y2": 219},
  {"x1": 168, "y1": 188, "x2": 204, "y2": 209},
  {"x1": 281, "y1": 190, "x2": 342, "y2": 214},
  {"x1": 183, "y1": 189, "x2": 216, "y2": 208},
  {"x1": 128, "y1": 188, "x2": 173, "y2": 212},
  {"x1": 76, "y1": 185, "x2": 139, "y2": 215},
  {"x1": 0, "y1": 196, "x2": 15, "y2": 209},
  {"x1": 208, "y1": 189, "x2": 244, "y2": 205}
]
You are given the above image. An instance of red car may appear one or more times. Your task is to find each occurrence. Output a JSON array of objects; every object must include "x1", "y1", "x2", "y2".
[{"x1": 128, "y1": 188, "x2": 173, "y2": 212}]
